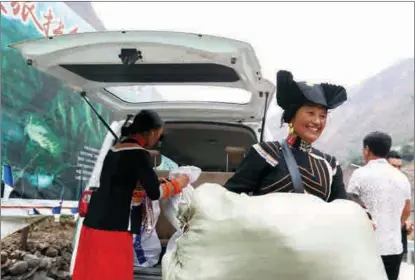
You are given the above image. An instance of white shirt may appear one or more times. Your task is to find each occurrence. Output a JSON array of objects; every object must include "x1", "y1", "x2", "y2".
[{"x1": 347, "y1": 158, "x2": 411, "y2": 256}]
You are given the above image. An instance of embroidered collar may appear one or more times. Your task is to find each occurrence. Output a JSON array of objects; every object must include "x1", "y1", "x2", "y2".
[
  {"x1": 129, "y1": 135, "x2": 146, "y2": 147},
  {"x1": 286, "y1": 134, "x2": 312, "y2": 153}
]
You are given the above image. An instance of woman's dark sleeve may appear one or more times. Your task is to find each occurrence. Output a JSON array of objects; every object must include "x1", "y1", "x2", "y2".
[
  {"x1": 224, "y1": 146, "x2": 268, "y2": 194},
  {"x1": 133, "y1": 150, "x2": 161, "y2": 200},
  {"x1": 328, "y1": 163, "x2": 348, "y2": 202}
]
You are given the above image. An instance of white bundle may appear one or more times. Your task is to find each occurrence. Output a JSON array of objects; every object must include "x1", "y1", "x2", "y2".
[
  {"x1": 160, "y1": 166, "x2": 201, "y2": 232},
  {"x1": 168, "y1": 166, "x2": 202, "y2": 185},
  {"x1": 162, "y1": 183, "x2": 387, "y2": 280},
  {"x1": 133, "y1": 200, "x2": 162, "y2": 268}
]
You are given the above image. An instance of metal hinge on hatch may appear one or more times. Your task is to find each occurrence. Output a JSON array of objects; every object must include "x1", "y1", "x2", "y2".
[
  {"x1": 80, "y1": 92, "x2": 119, "y2": 141},
  {"x1": 259, "y1": 91, "x2": 270, "y2": 142}
]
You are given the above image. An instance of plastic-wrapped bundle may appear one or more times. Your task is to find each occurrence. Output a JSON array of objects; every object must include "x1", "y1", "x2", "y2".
[
  {"x1": 133, "y1": 201, "x2": 161, "y2": 267},
  {"x1": 160, "y1": 166, "x2": 201, "y2": 253},
  {"x1": 160, "y1": 166, "x2": 201, "y2": 232},
  {"x1": 162, "y1": 183, "x2": 387, "y2": 280},
  {"x1": 133, "y1": 166, "x2": 202, "y2": 267}
]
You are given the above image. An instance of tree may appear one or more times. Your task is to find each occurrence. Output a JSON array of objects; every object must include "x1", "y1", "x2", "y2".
[
  {"x1": 401, "y1": 144, "x2": 414, "y2": 162},
  {"x1": 347, "y1": 153, "x2": 365, "y2": 167}
]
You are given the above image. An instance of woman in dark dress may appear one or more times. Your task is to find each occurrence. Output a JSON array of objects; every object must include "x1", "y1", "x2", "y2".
[
  {"x1": 72, "y1": 110, "x2": 189, "y2": 280},
  {"x1": 224, "y1": 70, "x2": 348, "y2": 201}
]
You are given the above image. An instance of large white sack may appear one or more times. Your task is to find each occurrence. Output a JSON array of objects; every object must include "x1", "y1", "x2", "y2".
[{"x1": 162, "y1": 183, "x2": 387, "y2": 280}]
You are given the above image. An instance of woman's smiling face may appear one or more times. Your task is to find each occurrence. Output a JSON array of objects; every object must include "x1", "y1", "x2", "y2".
[{"x1": 291, "y1": 104, "x2": 328, "y2": 143}]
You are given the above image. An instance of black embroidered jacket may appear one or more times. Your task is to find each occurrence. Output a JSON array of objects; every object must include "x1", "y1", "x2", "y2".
[
  {"x1": 83, "y1": 139, "x2": 161, "y2": 234},
  {"x1": 224, "y1": 137, "x2": 348, "y2": 202}
]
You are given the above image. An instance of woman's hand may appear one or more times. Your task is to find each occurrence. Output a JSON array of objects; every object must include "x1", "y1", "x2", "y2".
[
  {"x1": 159, "y1": 177, "x2": 168, "y2": 184},
  {"x1": 405, "y1": 220, "x2": 414, "y2": 235},
  {"x1": 159, "y1": 175, "x2": 190, "y2": 199},
  {"x1": 173, "y1": 174, "x2": 190, "y2": 188}
]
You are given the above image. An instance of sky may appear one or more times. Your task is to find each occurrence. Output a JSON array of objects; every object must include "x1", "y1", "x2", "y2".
[
  {"x1": 92, "y1": 2, "x2": 414, "y2": 88},
  {"x1": 91, "y1": 2, "x2": 414, "y2": 141}
]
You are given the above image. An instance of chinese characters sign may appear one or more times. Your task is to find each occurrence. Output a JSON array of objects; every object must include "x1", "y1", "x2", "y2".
[
  {"x1": 1, "y1": 2, "x2": 112, "y2": 201},
  {"x1": 1, "y1": 2, "x2": 78, "y2": 37}
]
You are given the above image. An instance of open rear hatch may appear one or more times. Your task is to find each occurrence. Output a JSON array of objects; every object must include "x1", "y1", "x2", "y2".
[
  {"x1": 10, "y1": 31, "x2": 276, "y2": 279},
  {"x1": 9, "y1": 30, "x2": 275, "y2": 123}
]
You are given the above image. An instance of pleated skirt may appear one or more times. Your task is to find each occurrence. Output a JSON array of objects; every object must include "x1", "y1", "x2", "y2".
[{"x1": 72, "y1": 225, "x2": 133, "y2": 280}]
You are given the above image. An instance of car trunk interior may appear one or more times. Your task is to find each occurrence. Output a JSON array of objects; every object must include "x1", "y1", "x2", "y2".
[
  {"x1": 133, "y1": 121, "x2": 257, "y2": 277},
  {"x1": 157, "y1": 121, "x2": 257, "y2": 172},
  {"x1": 153, "y1": 121, "x2": 257, "y2": 238}
]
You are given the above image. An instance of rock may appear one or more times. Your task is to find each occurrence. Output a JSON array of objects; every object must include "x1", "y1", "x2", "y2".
[
  {"x1": 61, "y1": 262, "x2": 70, "y2": 272},
  {"x1": 1, "y1": 258, "x2": 11, "y2": 270},
  {"x1": 32, "y1": 270, "x2": 48, "y2": 280},
  {"x1": 45, "y1": 247, "x2": 59, "y2": 258},
  {"x1": 23, "y1": 254, "x2": 41, "y2": 268},
  {"x1": 10, "y1": 250, "x2": 21, "y2": 259},
  {"x1": 55, "y1": 270, "x2": 70, "y2": 279},
  {"x1": 61, "y1": 250, "x2": 72, "y2": 263},
  {"x1": 48, "y1": 267, "x2": 58, "y2": 278},
  {"x1": 20, "y1": 266, "x2": 38, "y2": 279},
  {"x1": 1, "y1": 218, "x2": 75, "y2": 279},
  {"x1": 1, "y1": 251, "x2": 9, "y2": 264},
  {"x1": 39, "y1": 257, "x2": 52, "y2": 269},
  {"x1": 8, "y1": 260, "x2": 28, "y2": 276},
  {"x1": 55, "y1": 256, "x2": 64, "y2": 268},
  {"x1": 36, "y1": 243, "x2": 49, "y2": 252}
]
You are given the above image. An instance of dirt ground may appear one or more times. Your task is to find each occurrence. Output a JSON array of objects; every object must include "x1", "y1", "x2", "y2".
[{"x1": 1, "y1": 216, "x2": 76, "y2": 280}]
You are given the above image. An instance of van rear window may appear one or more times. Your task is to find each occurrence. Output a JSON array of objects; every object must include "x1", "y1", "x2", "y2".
[{"x1": 105, "y1": 85, "x2": 252, "y2": 104}]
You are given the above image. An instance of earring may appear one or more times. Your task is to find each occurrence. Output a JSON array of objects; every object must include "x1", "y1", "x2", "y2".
[{"x1": 288, "y1": 123, "x2": 295, "y2": 135}]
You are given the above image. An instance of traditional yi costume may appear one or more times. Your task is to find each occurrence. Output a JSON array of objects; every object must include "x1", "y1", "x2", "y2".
[
  {"x1": 73, "y1": 136, "x2": 183, "y2": 280},
  {"x1": 224, "y1": 70, "x2": 349, "y2": 201}
]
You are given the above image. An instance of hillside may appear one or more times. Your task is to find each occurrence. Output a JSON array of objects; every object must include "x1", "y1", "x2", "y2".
[
  {"x1": 316, "y1": 58, "x2": 414, "y2": 163},
  {"x1": 265, "y1": 58, "x2": 415, "y2": 164}
]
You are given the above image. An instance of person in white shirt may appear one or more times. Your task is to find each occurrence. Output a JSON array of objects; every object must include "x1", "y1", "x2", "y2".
[
  {"x1": 386, "y1": 150, "x2": 414, "y2": 260},
  {"x1": 348, "y1": 132, "x2": 411, "y2": 280}
]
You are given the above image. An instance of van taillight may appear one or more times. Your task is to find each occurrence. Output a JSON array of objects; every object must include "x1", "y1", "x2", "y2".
[{"x1": 78, "y1": 189, "x2": 95, "y2": 218}]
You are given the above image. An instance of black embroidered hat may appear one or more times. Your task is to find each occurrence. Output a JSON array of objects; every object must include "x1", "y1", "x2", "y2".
[{"x1": 276, "y1": 70, "x2": 347, "y2": 123}]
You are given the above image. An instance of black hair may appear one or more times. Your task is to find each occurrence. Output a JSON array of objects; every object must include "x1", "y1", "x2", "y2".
[
  {"x1": 121, "y1": 110, "x2": 164, "y2": 137},
  {"x1": 279, "y1": 103, "x2": 328, "y2": 126},
  {"x1": 281, "y1": 104, "x2": 301, "y2": 124},
  {"x1": 386, "y1": 150, "x2": 402, "y2": 160},
  {"x1": 363, "y1": 131, "x2": 392, "y2": 158}
]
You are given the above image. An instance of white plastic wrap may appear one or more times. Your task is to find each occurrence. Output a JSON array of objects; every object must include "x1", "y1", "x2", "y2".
[
  {"x1": 160, "y1": 166, "x2": 201, "y2": 253},
  {"x1": 133, "y1": 200, "x2": 162, "y2": 268},
  {"x1": 162, "y1": 183, "x2": 388, "y2": 280},
  {"x1": 160, "y1": 166, "x2": 201, "y2": 232},
  {"x1": 167, "y1": 166, "x2": 202, "y2": 184}
]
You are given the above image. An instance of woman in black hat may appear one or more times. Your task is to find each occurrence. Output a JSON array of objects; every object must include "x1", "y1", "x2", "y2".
[
  {"x1": 224, "y1": 70, "x2": 348, "y2": 201},
  {"x1": 72, "y1": 110, "x2": 189, "y2": 280}
]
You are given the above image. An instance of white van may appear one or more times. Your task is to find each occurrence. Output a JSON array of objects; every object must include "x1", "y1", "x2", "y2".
[{"x1": 10, "y1": 30, "x2": 275, "y2": 279}]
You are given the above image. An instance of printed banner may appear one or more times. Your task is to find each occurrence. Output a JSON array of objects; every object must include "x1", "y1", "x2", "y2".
[{"x1": 1, "y1": 2, "x2": 113, "y2": 201}]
